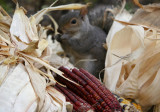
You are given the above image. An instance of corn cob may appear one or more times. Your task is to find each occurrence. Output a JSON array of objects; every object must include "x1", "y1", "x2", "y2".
[
  {"x1": 55, "y1": 74, "x2": 104, "y2": 111},
  {"x1": 55, "y1": 84, "x2": 94, "y2": 112},
  {"x1": 54, "y1": 66, "x2": 142, "y2": 112},
  {"x1": 79, "y1": 68, "x2": 122, "y2": 110},
  {"x1": 55, "y1": 75, "x2": 89, "y2": 102},
  {"x1": 59, "y1": 67, "x2": 105, "y2": 110},
  {"x1": 55, "y1": 79, "x2": 91, "y2": 108},
  {"x1": 55, "y1": 76, "x2": 97, "y2": 111},
  {"x1": 69, "y1": 88, "x2": 90, "y2": 107},
  {"x1": 59, "y1": 66, "x2": 122, "y2": 112},
  {"x1": 56, "y1": 84, "x2": 82, "y2": 106},
  {"x1": 54, "y1": 86, "x2": 79, "y2": 111},
  {"x1": 72, "y1": 68, "x2": 117, "y2": 110}
]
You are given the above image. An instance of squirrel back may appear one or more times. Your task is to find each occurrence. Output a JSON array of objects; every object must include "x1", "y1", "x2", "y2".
[
  {"x1": 88, "y1": 0, "x2": 125, "y2": 33},
  {"x1": 88, "y1": 5, "x2": 114, "y2": 33}
]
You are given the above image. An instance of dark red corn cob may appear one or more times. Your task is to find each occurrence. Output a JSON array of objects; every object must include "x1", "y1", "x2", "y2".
[
  {"x1": 56, "y1": 75, "x2": 104, "y2": 111},
  {"x1": 85, "y1": 85, "x2": 110, "y2": 110},
  {"x1": 56, "y1": 67, "x2": 122, "y2": 112},
  {"x1": 55, "y1": 76, "x2": 95, "y2": 109},
  {"x1": 55, "y1": 84, "x2": 95, "y2": 112},
  {"x1": 72, "y1": 69, "x2": 114, "y2": 110},
  {"x1": 79, "y1": 69, "x2": 122, "y2": 111},
  {"x1": 54, "y1": 86, "x2": 74, "y2": 106},
  {"x1": 56, "y1": 84, "x2": 82, "y2": 107},
  {"x1": 55, "y1": 75, "x2": 89, "y2": 102},
  {"x1": 54, "y1": 86, "x2": 80, "y2": 111},
  {"x1": 58, "y1": 68, "x2": 107, "y2": 111},
  {"x1": 59, "y1": 67, "x2": 108, "y2": 110},
  {"x1": 67, "y1": 86, "x2": 94, "y2": 110},
  {"x1": 92, "y1": 102, "x2": 104, "y2": 111}
]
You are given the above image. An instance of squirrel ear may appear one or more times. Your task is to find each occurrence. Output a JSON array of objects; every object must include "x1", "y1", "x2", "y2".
[{"x1": 80, "y1": 7, "x2": 88, "y2": 20}]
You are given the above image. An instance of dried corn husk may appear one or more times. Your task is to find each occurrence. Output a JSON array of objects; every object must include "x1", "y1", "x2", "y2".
[
  {"x1": 0, "y1": 2, "x2": 87, "y2": 112},
  {"x1": 154, "y1": 104, "x2": 160, "y2": 112},
  {"x1": 130, "y1": 5, "x2": 160, "y2": 31},
  {"x1": 133, "y1": 0, "x2": 160, "y2": 12},
  {"x1": 104, "y1": 2, "x2": 160, "y2": 111},
  {"x1": 104, "y1": 10, "x2": 132, "y2": 92}
]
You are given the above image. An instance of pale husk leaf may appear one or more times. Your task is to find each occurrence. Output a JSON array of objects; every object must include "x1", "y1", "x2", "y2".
[
  {"x1": 130, "y1": 9, "x2": 160, "y2": 31},
  {"x1": 0, "y1": 3, "x2": 86, "y2": 112},
  {"x1": 104, "y1": 10, "x2": 132, "y2": 92},
  {"x1": 0, "y1": 29, "x2": 10, "y2": 42},
  {"x1": 47, "y1": 86, "x2": 67, "y2": 112},
  {"x1": 105, "y1": 23, "x2": 160, "y2": 111},
  {"x1": 40, "y1": 92, "x2": 59, "y2": 112},
  {"x1": 33, "y1": 4, "x2": 88, "y2": 24},
  {"x1": 104, "y1": 6, "x2": 160, "y2": 110},
  {"x1": 104, "y1": 25, "x2": 145, "y2": 92},
  {"x1": 106, "y1": 10, "x2": 132, "y2": 46},
  {"x1": 10, "y1": 7, "x2": 30, "y2": 43},
  {"x1": 0, "y1": 64, "x2": 9, "y2": 85},
  {"x1": 131, "y1": 1, "x2": 160, "y2": 30},
  {"x1": 0, "y1": 8, "x2": 11, "y2": 33},
  {"x1": 13, "y1": 83, "x2": 38, "y2": 112},
  {"x1": 24, "y1": 59, "x2": 46, "y2": 111},
  {"x1": 0, "y1": 63, "x2": 30, "y2": 112}
]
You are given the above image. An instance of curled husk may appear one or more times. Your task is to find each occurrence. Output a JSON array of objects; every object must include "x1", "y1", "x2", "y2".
[
  {"x1": 0, "y1": 2, "x2": 87, "y2": 112},
  {"x1": 104, "y1": 2, "x2": 160, "y2": 111}
]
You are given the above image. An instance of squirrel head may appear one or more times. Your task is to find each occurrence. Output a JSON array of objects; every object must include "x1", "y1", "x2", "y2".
[{"x1": 59, "y1": 8, "x2": 91, "y2": 35}]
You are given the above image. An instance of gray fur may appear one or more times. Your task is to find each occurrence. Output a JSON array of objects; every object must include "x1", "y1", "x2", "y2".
[{"x1": 57, "y1": 10, "x2": 107, "y2": 78}]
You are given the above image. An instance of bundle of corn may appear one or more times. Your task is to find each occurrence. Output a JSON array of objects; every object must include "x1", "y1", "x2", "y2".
[
  {"x1": 104, "y1": 0, "x2": 160, "y2": 111},
  {"x1": 55, "y1": 84, "x2": 94, "y2": 112},
  {"x1": 55, "y1": 66, "x2": 142, "y2": 112},
  {"x1": 0, "y1": 2, "x2": 90, "y2": 112}
]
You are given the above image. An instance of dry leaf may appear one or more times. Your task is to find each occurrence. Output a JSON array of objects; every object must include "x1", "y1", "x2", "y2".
[
  {"x1": 3, "y1": 56, "x2": 19, "y2": 65},
  {"x1": 47, "y1": 86, "x2": 67, "y2": 112},
  {"x1": 0, "y1": 3, "x2": 89, "y2": 112},
  {"x1": 10, "y1": 7, "x2": 30, "y2": 44},
  {"x1": 106, "y1": 10, "x2": 132, "y2": 49},
  {"x1": 133, "y1": 0, "x2": 143, "y2": 8},
  {"x1": 13, "y1": 83, "x2": 38, "y2": 112},
  {"x1": 22, "y1": 41, "x2": 38, "y2": 54},
  {"x1": 133, "y1": 0, "x2": 160, "y2": 12},
  {"x1": 154, "y1": 104, "x2": 160, "y2": 112},
  {"x1": 0, "y1": 29, "x2": 10, "y2": 42},
  {"x1": 130, "y1": 9, "x2": 160, "y2": 30},
  {"x1": 105, "y1": 21, "x2": 160, "y2": 111},
  {"x1": 33, "y1": 3, "x2": 89, "y2": 24},
  {"x1": 40, "y1": 92, "x2": 59, "y2": 112},
  {"x1": 0, "y1": 63, "x2": 30, "y2": 111},
  {"x1": 0, "y1": 64, "x2": 9, "y2": 85},
  {"x1": 24, "y1": 59, "x2": 46, "y2": 111},
  {"x1": 35, "y1": 39, "x2": 48, "y2": 57}
]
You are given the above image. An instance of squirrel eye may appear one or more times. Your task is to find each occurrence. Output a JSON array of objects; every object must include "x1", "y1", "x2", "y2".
[{"x1": 70, "y1": 19, "x2": 77, "y2": 24}]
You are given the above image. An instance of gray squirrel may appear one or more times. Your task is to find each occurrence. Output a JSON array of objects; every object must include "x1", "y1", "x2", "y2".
[{"x1": 55, "y1": 5, "x2": 118, "y2": 78}]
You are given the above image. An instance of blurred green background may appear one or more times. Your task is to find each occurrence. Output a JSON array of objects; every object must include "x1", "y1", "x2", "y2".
[{"x1": 1, "y1": 0, "x2": 160, "y2": 16}]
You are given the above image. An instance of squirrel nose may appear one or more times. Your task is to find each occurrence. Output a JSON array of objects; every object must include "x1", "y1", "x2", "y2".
[{"x1": 55, "y1": 33, "x2": 62, "y2": 42}]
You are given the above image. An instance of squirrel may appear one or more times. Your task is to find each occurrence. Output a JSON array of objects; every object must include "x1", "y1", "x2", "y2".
[{"x1": 55, "y1": 2, "x2": 124, "y2": 78}]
